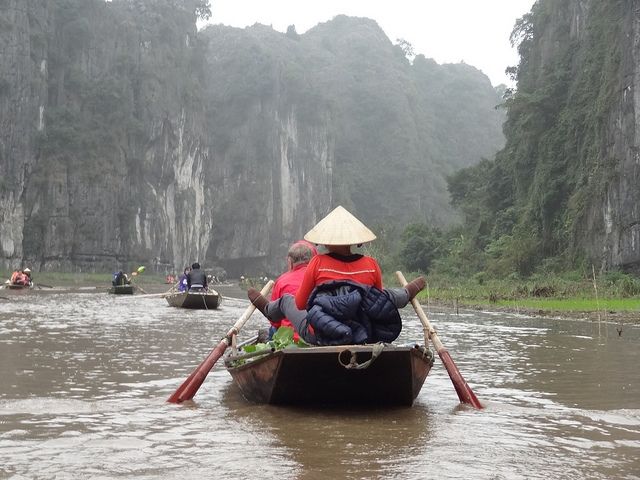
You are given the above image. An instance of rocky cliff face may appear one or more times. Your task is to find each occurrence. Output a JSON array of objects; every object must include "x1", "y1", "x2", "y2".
[
  {"x1": 0, "y1": 0, "x2": 335, "y2": 276},
  {"x1": 0, "y1": 0, "x2": 49, "y2": 270},
  {"x1": 585, "y1": 2, "x2": 640, "y2": 272},
  {"x1": 481, "y1": 0, "x2": 640, "y2": 274},
  {"x1": 542, "y1": 0, "x2": 640, "y2": 272},
  {"x1": 0, "y1": 1, "x2": 503, "y2": 276}
]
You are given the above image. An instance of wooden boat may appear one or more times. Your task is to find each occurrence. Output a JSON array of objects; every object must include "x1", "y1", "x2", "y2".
[
  {"x1": 165, "y1": 289, "x2": 221, "y2": 309},
  {"x1": 4, "y1": 283, "x2": 33, "y2": 290},
  {"x1": 225, "y1": 343, "x2": 435, "y2": 406},
  {"x1": 109, "y1": 284, "x2": 134, "y2": 294}
]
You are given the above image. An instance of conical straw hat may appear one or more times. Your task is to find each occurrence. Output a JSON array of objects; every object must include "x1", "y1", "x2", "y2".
[{"x1": 304, "y1": 206, "x2": 377, "y2": 246}]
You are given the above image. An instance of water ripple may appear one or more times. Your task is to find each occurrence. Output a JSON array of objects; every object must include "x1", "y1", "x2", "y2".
[{"x1": 1, "y1": 292, "x2": 639, "y2": 479}]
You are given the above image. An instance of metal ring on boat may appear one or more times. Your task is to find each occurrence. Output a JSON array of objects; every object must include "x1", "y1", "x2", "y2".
[{"x1": 337, "y1": 342, "x2": 385, "y2": 370}]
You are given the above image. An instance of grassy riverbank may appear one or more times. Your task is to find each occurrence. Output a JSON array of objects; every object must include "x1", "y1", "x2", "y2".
[
  {"x1": 398, "y1": 271, "x2": 640, "y2": 323},
  {"x1": 1, "y1": 270, "x2": 167, "y2": 287}
]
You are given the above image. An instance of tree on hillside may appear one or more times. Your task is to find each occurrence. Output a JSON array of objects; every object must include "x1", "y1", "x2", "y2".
[
  {"x1": 195, "y1": 0, "x2": 211, "y2": 21},
  {"x1": 400, "y1": 223, "x2": 444, "y2": 273},
  {"x1": 395, "y1": 38, "x2": 414, "y2": 61}
]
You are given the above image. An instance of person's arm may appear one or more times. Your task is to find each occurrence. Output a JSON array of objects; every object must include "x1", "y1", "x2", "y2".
[
  {"x1": 271, "y1": 278, "x2": 284, "y2": 301},
  {"x1": 372, "y1": 258, "x2": 383, "y2": 290},
  {"x1": 295, "y1": 258, "x2": 318, "y2": 309}
]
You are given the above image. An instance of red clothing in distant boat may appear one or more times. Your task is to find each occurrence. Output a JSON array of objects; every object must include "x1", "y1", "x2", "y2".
[
  {"x1": 271, "y1": 263, "x2": 309, "y2": 339},
  {"x1": 295, "y1": 253, "x2": 383, "y2": 310},
  {"x1": 10, "y1": 271, "x2": 29, "y2": 286}
]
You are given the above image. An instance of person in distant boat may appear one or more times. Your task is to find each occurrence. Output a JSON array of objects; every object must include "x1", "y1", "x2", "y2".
[
  {"x1": 265, "y1": 240, "x2": 318, "y2": 340},
  {"x1": 187, "y1": 262, "x2": 207, "y2": 291},
  {"x1": 112, "y1": 271, "x2": 130, "y2": 286},
  {"x1": 10, "y1": 270, "x2": 29, "y2": 286},
  {"x1": 177, "y1": 266, "x2": 191, "y2": 292},
  {"x1": 248, "y1": 206, "x2": 425, "y2": 345},
  {"x1": 23, "y1": 268, "x2": 33, "y2": 285}
]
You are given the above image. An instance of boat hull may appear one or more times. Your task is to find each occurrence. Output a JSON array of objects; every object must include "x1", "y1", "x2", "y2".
[
  {"x1": 165, "y1": 290, "x2": 221, "y2": 309},
  {"x1": 109, "y1": 285, "x2": 134, "y2": 294},
  {"x1": 5, "y1": 284, "x2": 33, "y2": 290},
  {"x1": 226, "y1": 344, "x2": 434, "y2": 406}
]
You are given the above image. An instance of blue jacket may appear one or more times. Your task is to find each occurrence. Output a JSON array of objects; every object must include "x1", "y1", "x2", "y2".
[
  {"x1": 177, "y1": 274, "x2": 188, "y2": 292},
  {"x1": 305, "y1": 280, "x2": 402, "y2": 346}
]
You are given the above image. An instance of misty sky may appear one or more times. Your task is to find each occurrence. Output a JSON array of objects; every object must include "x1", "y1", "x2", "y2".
[{"x1": 205, "y1": 0, "x2": 537, "y2": 86}]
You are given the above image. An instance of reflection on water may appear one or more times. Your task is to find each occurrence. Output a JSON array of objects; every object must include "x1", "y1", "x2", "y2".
[{"x1": 1, "y1": 290, "x2": 639, "y2": 479}]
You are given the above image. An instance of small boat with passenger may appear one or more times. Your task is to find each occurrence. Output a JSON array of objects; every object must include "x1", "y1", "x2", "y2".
[
  {"x1": 4, "y1": 282, "x2": 34, "y2": 290},
  {"x1": 165, "y1": 289, "x2": 221, "y2": 309},
  {"x1": 166, "y1": 207, "x2": 481, "y2": 409},
  {"x1": 4, "y1": 268, "x2": 34, "y2": 290}
]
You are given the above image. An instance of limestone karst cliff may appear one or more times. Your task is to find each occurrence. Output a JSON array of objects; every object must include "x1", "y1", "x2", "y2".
[
  {"x1": 0, "y1": 0, "x2": 48, "y2": 271},
  {"x1": 0, "y1": 0, "x2": 504, "y2": 276},
  {"x1": 450, "y1": 0, "x2": 640, "y2": 274}
]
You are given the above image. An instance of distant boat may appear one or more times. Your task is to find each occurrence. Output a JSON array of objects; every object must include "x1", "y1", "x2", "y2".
[
  {"x1": 165, "y1": 290, "x2": 221, "y2": 309},
  {"x1": 109, "y1": 284, "x2": 134, "y2": 295},
  {"x1": 225, "y1": 343, "x2": 434, "y2": 406},
  {"x1": 4, "y1": 283, "x2": 34, "y2": 290},
  {"x1": 3, "y1": 276, "x2": 33, "y2": 290}
]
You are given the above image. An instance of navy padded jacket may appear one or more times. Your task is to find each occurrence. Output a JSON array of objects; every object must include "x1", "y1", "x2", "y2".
[{"x1": 306, "y1": 280, "x2": 402, "y2": 346}]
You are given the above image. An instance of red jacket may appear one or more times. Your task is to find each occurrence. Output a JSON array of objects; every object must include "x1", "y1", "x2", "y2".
[
  {"x1": 11, "y1": 271, "x2": 29, "y2": 286},
  {"x1": 295, "y1": 253, "x2": 383, "y2": 310},
  {"x1": 271, "y1": 263, "x2": 309, "y2": 339},
  {"x1": 271, "y1": 263, "x2": 307, "y2": 300}
]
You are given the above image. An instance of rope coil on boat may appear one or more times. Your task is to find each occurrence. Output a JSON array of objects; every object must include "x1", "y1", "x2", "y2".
[{"x1": 337, "y1": 342, "x2": 385, "y2": 370}]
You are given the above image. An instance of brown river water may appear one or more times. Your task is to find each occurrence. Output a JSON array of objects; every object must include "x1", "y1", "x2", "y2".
[{"x1": 1, "y1": 286, "x2": 639, "y2": 479}]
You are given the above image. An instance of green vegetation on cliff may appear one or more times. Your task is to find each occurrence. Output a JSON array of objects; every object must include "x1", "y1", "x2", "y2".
[{"x1": 413, "y1": 0, "x2": 630, "y2": 280}]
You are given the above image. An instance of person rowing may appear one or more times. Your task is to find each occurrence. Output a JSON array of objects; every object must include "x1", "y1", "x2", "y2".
[{"x1": 248, "y1": 206, "x2": 425, "y2": 345}]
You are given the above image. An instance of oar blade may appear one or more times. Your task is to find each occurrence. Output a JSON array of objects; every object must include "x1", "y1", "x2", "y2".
[
  {"x1": 438, "y1": 349, "x2": 483, "y2": 409},
  {"x1": 167, "y1": 364, "x2": 201, "y2": 403},
  {"x1": 167, "y1": 280, "x2": 274, "y2": 404},
  {"x1": 395, "y1": 270, "x2": 483, "y2": 410},
  {"x1": 167, "y1": 341, "x2": 228, "y2": 403}
]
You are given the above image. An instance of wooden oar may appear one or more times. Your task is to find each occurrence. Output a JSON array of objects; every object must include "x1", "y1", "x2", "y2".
[
  {"x1": 129, "y1": 266, "x2": 147, "y2": 293},
  {"x1": 135, "y1": 285, "x2": 177, "y2": 299},
  {"x1": 201, "y1": 291, "x2": 208, "y2": 310},
  {"x1": 135, "y1": 292, "x2": 171, "y2": 299},
  {"x1": 167, "y1": 280, "x2": 274, "y2": 403},
  {"x1": 396, "y1": 271, "x2": 483, "y2": 409}
]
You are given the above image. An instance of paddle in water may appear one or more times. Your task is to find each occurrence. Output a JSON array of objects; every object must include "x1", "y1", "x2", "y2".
[
  {"x1": 396, "y1": 271, "x2": 483, "y2": 409},
  {"x1": 167, "y1": 280, "x2": 274, "y2": 403}
]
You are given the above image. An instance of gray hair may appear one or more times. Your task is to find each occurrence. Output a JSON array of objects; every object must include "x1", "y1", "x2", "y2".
[{"x1": 288, "y1": 242, "x2": 314, "y2": 265}]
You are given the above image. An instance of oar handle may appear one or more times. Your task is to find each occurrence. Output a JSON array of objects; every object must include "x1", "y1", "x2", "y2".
[
  {"x1": 224, "y1": 280, "x2": 274, "y2": 340},
  {"x1": 395, "y1": 271, "x2": 443, "y2": 350}
]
